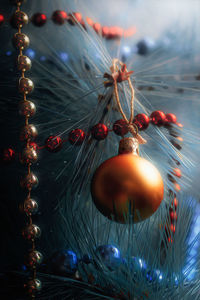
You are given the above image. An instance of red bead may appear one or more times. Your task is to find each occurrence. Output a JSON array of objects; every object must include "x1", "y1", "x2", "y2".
[
  {"x1": 91, "y1": 123, "x2": 108, "y2": 140},
  {"x1": 93, "y1": 23, "x2": 101, "y2": 34},
  {"x1": 165, "y1": 113, "x2": 177, "y2": 124},
  {"x1": 172, "y1": 168, "x2": 181, "y2": 178},
  {"x1": 133, "y1": 113, "x2": 150, "y2": 130},
  {"x1": 32, "y1": 13, "x2": 47, "y2": 27},
  {"x1": 68, "y1": 129, "x2": 85, "y2": 145},
  {"x1": 86, "y1": 17, "x2": 93, "y2": 27},
  {"x1": 45, "y1": 135, "x2": 63, "y2": 152},
  {"x1": 173, "y1": 197, "x2": 178, "y2": 209},
  {"x1": 113, "y1": 119, "x2": 129, "y2": 136},
  {"x1": 107, "y1": 26, "x2": 123, "y2": 40},
  {"x1": 52, "y1": 10, "x2": 68, "y2": 25},
  {"x1": 0, "y1": 14, "x2": 5, "y2": 26},
  {"x1": 68, "y1": 12, "x2": 82, "y2": 25},
  {"x1": 1, "y1": 148, "x2": 15, "y2": 164},
  {"x1": 169, "y1": 208, "x2": 177, "y2": 222},
  {"x1": 168, "y1": 237, "x2": 173, "y2": 243},
  {"x1": 115, "y1": 26, "x2": 124, "y2": 39},
  {"x1": 170, "y1": 224, "x2": 176, "y2": 233},
  {"x1": 102, "y1": 26, "x2": 109, "y2": 38},
  {"x1": 150, "y1": 111, "x2": 166, "y2": 126}
]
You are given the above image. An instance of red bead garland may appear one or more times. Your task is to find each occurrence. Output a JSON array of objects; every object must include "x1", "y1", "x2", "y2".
[
  {"x1": 6, "y1": 9, "x2": 137, "y2": 40},
  {"x1": 91, "y1": 123, "x2": 108, "y2": 140},
  {"x1": 32, "y1": 13, "x2": 47, "y2": 27},
  {"x1": 69, "y1": 129, "x2": 85, "y2": 145},
  {"x1": 3, "y1": 111, "x2": 179, "y2": 159}
]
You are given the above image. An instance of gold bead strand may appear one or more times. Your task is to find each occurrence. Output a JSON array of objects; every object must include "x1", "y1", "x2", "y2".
[{"x1": 10, "y1": 0, "x2": 42, "y2": 298}]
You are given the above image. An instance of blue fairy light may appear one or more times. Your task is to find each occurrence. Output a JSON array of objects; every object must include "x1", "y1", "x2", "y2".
[
  {"x1": 122, "y1": 45, "x2": 132, "y2": 55},
  {"x1": 6, "y1": 50, "x2": 12, "y2": 56},
  {"x1": 24, "y1": 48, "x2": 36, "y2": 59},
  {"x1": 40, "y1": 55, "x2": 47, "y2": 62},
  {"x1": 59, "y1": 52, "x2": 69, "y2": 62},
  {"x1": 174, "y1": 276, "x2": 178, "y2": 286},
  {"x1": 158, "y1": 272, "x2": 163, "y2": 281},
  {"x1": 21, "y1": 264, "x2": 27, "y2": 271}
]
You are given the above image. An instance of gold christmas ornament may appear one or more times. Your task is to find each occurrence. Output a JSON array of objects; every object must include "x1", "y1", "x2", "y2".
[
  {"x1": 91, "y1": 60, "x2": 164, "y2": 223},
  {"x1": 91, "y1": 138, "x2": 164, "y2": 223}
]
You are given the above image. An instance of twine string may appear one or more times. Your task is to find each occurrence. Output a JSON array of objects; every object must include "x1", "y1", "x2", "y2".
[{"x1": 111, "y1": 59, "x2": 146, "y2": 144}]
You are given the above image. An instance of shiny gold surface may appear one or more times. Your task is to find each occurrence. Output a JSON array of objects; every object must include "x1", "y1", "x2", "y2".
[
  {"x1": 91, "y1": 154, "x2": 164, "y2": 223},
  {"x1": 19, "y1": 77, "x2": 34, "y2": 94},
  {"x1": 18, "y1": 55, "x2": 32, "y2": 71}
]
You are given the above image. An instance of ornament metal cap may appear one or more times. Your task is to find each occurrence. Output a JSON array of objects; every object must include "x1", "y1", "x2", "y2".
[{"x1": 118, "y1": 137, "x2": 139, "y2": 155}]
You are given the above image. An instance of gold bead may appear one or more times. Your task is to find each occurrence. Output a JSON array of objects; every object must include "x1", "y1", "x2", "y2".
[
  {"x1": 20, "y1": 172, "x2": 38, "y2": 190},
  {"x1": 19, "y1": 101, "x2": 36, "y2": 117},
  {"x1": 11, "y1": 11, "x2": 29, "y2": 28},
  {"x1": 20, "y1": 147, "x2": 38, "y2": 164},
  {"x1": 17, "y1": 55, "x2": 32, "y2": 71},
  {"x1": 20, "y1": 124, "x2": 38, "y2": 141},
  {"x1": 25, "y1": 279, "x2": 42, "y2": 295},
  {"x1": 22, "y1": 224, "x2": 41, "y2": 240},
  {"x1": 19, "y1": 77, "x2": 34, "y2": 94},
  {"x1": 26, "y1": 250, "x2": 43, "y2": 268},
  {"x1": 23, "y1": 198, "x2": 38, "y2": 215},
  {"x1": 13, "y1": 33, "x2": 30, "y2": 50}
]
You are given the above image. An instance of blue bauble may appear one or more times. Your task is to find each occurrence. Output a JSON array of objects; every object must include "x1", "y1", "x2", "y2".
[
  {"x1": 146, "y1": 269, "x2": 163, "y2": 287},
  {"x1": 136, "y1": 38, "x2": 156, "y2": 55},
  {"x1": 96, "y1": 245, "x2": 121, "y2": 270},
  {"x1": 130, "y1": 257, "x2": 147, "y2": 278},
  {"x1": 82, "y1": 254, "x2": 92, "y2": 265},
  {"x1": 131, "y1": 257, "x2": 147, "y2": 270},
  {"x1": 51, "y1": 250, "x2": 78, "y2": 276}
]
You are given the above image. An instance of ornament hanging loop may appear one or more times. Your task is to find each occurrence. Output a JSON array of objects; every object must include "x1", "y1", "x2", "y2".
[{"x1": 104, "y1": 59, "x2": 147, "y2": 145}]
